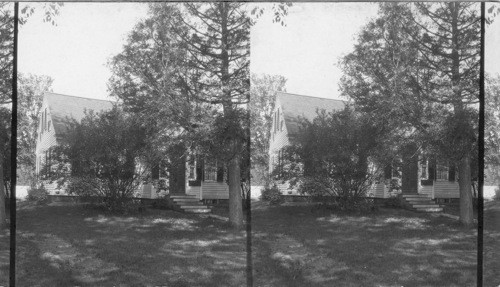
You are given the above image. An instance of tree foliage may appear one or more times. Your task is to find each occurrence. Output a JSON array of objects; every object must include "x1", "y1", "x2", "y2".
[
  {"x1": 0, "y1": 107, "x2": 10, "y2": 228},
  {"x1": 485, "y1": 75, "x2": 500, "y2": 185},
  {"x1": 0, "y1": 3, "x2": 12, "y2": 228},
  {"x1": 278, "y1": 107, "x2": 389, "y2": 205},
  {"x1": 249, "y1": 73, "x2": 287, "y2": 185},
  {"x1": 17, "y1": 73, "x2": 53, "y2": 184},
  {"x1": 341, "y1": 3, "x2": 480, "y2": 226},
  {"x1": 109, "y1": 3, "x2": 250, "y2": 228},
  {"x1": 46, "y1": 107, "x2": 149, "y2": 210}
]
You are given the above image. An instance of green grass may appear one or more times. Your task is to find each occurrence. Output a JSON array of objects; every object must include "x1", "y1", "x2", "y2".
[
  {"x1": 251, "y1": 202, "x2": 479, "y2": 286},
  {"x1": 484, "y1": 200, "x2": 500, "y2": 286},
  {"x1": 15, "y1": 203, "x2": 246, "y2": 286},
  {"x1": 0, "y1": 216, "x2": 8, "y2": 286},
  {"x1": 10, "y1": 201, "x2": 499, "y2": 286}
]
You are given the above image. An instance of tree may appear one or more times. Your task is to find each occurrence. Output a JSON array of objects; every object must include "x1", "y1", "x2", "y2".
[
  {"x1": 0, "y1": 107, "x2": 10, "y2": 228},
  {"x1": 278, "y1": 106, "x2": 389, "y2": 209},
  {"x1": 46, "y1": 107, "x2": 150, "y2": 210},
  {"x1": 0, "y1": 2, "x2": 62, "y2": 228},
  {"x1": 0, "y1": 3, "x2": 13, "y2": 229},
  {"x1": 407, "y1": 3, "x2": 480, "y2": 226},
  {"x1": 485, "y1": 74, "x2": 500, "y2": 185},
  {"x1": 341, "y1": 3, "x2": 480, "y2": 226},
  {"x1": 249, "y1": 73, "x2": 287, "y2": 185},
  {"x1": 109, "y1": 3, "x2": 250, "y2": 228},
  {"x1": 340, "y1": 3, "x2": 434, "y2": 196},
  {"x1": 178, "y1": 3, "x2": 250, "y2": 228},
  {"x1": 17, "y1": 73, "x2": 53, "y2": 184}
]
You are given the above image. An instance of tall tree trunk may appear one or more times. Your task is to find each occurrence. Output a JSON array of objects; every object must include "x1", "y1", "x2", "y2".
[
  {"x1": 0, "y1": 157, "x2": 7, "y2": 228},
  {"x1": 458, "y1": 152, "x2": 474, "y2": 227},
  {"x1": 220, "y1": 2, "x2": 243, "y2": 229},
  {"x1": 228, "y1": 148, "x2": 243, "y2": 228},
  {"x1": 450, "y1": 2, "x2": 474, "y2": 227}
]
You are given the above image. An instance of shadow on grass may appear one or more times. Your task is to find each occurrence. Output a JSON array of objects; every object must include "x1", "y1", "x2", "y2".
[
  {"x1": 252, "y1": 204, "x2": 477, "y2": 287},
  {"x1": 16, "y1": 203, "x2": 246, "y2": 286},
  {"x1": 484, "y1": 201, "x2": 500, "y2": 286},
  {"x1": 0, "y1": 228, "x2": 9, "y2": 286}
]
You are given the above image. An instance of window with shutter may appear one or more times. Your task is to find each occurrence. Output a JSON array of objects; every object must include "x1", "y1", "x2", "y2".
[
  {"x1": 420, "y1": 159, "x2": 428, "y2": 180},
  {"x1": 188, "y1": 156, "x2": 196, "y2": 180}
]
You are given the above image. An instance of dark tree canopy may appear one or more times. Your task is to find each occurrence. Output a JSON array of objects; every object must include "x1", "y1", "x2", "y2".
[
  {"x1": 46, "y1": 107, "x2": 150, "y2": 209},
  {"x1": 278, "y1": 106, "x2": 390, "y2": 203}
]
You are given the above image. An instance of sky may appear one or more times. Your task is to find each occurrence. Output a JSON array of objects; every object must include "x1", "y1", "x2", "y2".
[
  {"x1": 251, "y1": 2, "x2": 500, "y2": 100},
  {"x1": 18, "y1": 3, "x2": 500, "y2": 101},
  {"x1": 18, "y1": 3, "x2": 149, "y2": 100}
]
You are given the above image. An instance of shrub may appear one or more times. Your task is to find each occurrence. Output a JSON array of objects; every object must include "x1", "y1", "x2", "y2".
[
  {"x1": 67, "y1": 176, "x2": 141, "y2": 212},
  {"x1": 26, "y1": 183, "x2": 50, "y2": 204},
  {"x1": 260, "y1": 185, "x2": 284, "y2": 205},
  {"x1": 45, "y1": 107, "x2": 148, "y2": 212},
  {"x1": 323, "y1": 196, "x2": 376, "y2": 213},
  {"x1": 384, "y1": 196, "x2": 404, "y2": 208},
  {"x1": 494, "y1": 186, "x2": 500, "y2": 201},
  {"x1": 151, "y1": 196, "x2": 175, "y2": 210}
]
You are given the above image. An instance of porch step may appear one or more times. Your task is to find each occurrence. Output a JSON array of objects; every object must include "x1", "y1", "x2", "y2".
[
  {"x1": 168, "y1": 195, "x2": 211, "y2": 214},
  {"x1": 184, "y1": 208, "x2": 211, "y2": 214},
  {"x1": 401, "y1": 194, "x2": 432, "y2": 198},
  {"x1": 170, "y1": 195, "x2": 198, "y2": 199},
  {"x1": 415, "y1": 207, "x2": 443, "y2": 213},
  {"x1": 401, "y1": 194, "x2": 443, "y2": 213},
  {"x1": 180, "y1": 205, "x2": 209, "y2": 209},
  {"x1": 174, "y1": 200, "x2": 205, "y2": 206},
  {"x1": 171, "y1": 198, "x2": 201, "y2": 203},
  {"x1": 405, "y1": 198, "x2": 434, "y2": 202}
]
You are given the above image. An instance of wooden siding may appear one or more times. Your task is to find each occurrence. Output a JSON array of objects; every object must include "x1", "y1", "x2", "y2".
[
  {"x1": 274, "y1": 181, "x2": 298, "y2": 195},
  {"x1": 42, "y1": 181, "x2": 66, "y2": 195},
  {"x1": 419, "y1": 185, "x2": 434, "y2": 198},
  {"x1": 434, "y1": 180, "x2": 459, "y2": 198},
  {"x1": 186, "y1": 185, "x2": 201, "y2": 199},
  {"x1": 369, "y1": 183, "x2": 386, "y2": 198},
  {"x1": 35, "y1": 98, "x2": 58, "y2": 175},
  {"x1": 268, "y1": 99, "x2": 290, "y2": 174},
  {"x1": 141, "y1": 183, "x2": 161, "y2": 199},
  {"x1": 201, "y1": 182, "x2": 229, "y2": 199}
]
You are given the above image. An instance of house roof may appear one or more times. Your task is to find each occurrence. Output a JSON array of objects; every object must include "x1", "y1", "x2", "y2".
[
  {"x1": 277, "y1": 92, "x2": 346, "y2": 135},
  {"x1": 45, "y1": 92, "x2": 115, "y2": 136}
]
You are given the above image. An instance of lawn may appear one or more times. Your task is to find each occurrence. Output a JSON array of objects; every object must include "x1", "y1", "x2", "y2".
[
  {"x1": 251, "y1": 202, "x2": 479, "y2": 287},
  {"x1": 0, "y1": 207, "x2": 9, "y2": 286},
  {"x1": 11, "y1": 200, "x2": 499, "y2": 286},
  {"x1": 15, "y1": 203, "x2": 247, "y2": 286},
  {"x1": 484, "y1": 200, "x2": 500, "y2": 286}
]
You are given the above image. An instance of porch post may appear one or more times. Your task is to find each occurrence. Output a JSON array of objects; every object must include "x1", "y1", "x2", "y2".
[{"x1": 200, "y1": 181, "x2": 203, "y2": 200}]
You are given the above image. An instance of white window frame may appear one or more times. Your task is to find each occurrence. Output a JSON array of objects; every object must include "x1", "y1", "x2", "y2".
[
  {"x1": 187, "y1": 157, "x2": 197, "y2": 180},
  {"x1": 436, "y1": 162, "x2": 449, "y2": 181},
  {"x1": 420, "y1": 159, "x2": 428, "y2": 180},
  {"x1": 204, "y1": 158, "x2": 218, "y2": 182}
]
